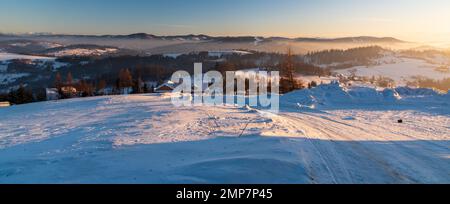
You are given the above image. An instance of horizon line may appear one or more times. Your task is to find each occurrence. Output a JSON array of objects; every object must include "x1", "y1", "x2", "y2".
[{"x1": 0, "y1": 31, "x2": 407, "y2": 41}]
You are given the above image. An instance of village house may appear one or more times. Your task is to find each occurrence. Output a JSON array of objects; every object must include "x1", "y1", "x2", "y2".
[
  {"x1": 97, "y1": 87, "x2": 114, "y2": 95},
  {"x1": 154, "y1": 76, "x2": 214, "y2": 94},
  {"x1": 154, "y1": 80, "x2": 177, "y2": 93},
  {"x1": 0, "y1": 101, "x2": 10, "y2": 107},
  {"x1": 46, "y1": 88, "x2": 59, "y2": 101},
  {"x1": 119, "y1": 87, "x2": 133, "y2": 95},
  {"x1": 61, "y1": 86, "x2": 78, "y2": 97}
]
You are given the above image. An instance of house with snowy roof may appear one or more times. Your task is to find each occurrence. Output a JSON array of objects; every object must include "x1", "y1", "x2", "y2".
[
  {"x1": 154, "y1": 80, "x2": 177, "y2": 93},
  {"x1": 0, "y1": 101, "x2": 10, "y2": 107},
  {"x1": 45, "y1": 88, "x2": 59, "y2": 101}
]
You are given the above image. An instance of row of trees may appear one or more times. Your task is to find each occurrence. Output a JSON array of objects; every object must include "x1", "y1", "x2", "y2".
[
  {"x1": 0, "y1": 67, "x2": 157, "y2": 105},
  {"x1": 1, "y1": 48, "x2": 334, "y2": 105},
  {"x1": 53, "y1": 68, "x2": 156, "y2": 99},
  {"x1": 54, "y1": 72, "x2": 96, "y2": 98},
  {"x1": 0, "y1": 85, "x2": 35, "y2": 105},
  {"x1": 406, "y1": 76, "x2": 450, "y2": 92},
  {"x1": 305, "y1": 46, "x2": 384, "y2": 66},
  {"x1": 116, "y1": 68, "x2": 154, "y2": 94}
]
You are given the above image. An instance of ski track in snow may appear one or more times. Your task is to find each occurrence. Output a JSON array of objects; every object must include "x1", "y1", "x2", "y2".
[{"x1": 0, "y1": 91, "x2": 448, "y2": 183}]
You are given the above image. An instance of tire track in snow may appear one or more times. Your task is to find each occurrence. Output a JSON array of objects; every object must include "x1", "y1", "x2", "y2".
[
  {"x1": 308, "y1": 112, "x2": 450, "y2": 183},
  {"x1": 262, "y1": 112, "x2": 350, "y2": 184},
  {"x1": 267, "y1": 111, "x2": 420, "y2": 183},
  {"x1": 288, "y1": 113, "x2": 418, "y2": 183},
  {"x1": 282, "y1": 112, "x2": 450, "y2": 183}
]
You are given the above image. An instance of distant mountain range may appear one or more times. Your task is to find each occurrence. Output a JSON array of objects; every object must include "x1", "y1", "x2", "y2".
[
  {"x1": 0, "y1": 32, "x2": 414, "y2": 57},
  {"x1": 0, "y1": 32, "x2": 405, "y2": 44}
]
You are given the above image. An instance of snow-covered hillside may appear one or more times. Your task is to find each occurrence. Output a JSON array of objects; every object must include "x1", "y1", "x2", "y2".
[
  {"x1": 162, "y1": 50, "x2": 253, "y2": 59},
  {"x1": 0, "y1": 52, "x2": 55, "y2": 62},
  {"x1": 0, "y1": 52, "x2": 68, "y2": 87},
  {"x1": 0, "y1": 52, "x2": 67, "y2": 69},
  {"x1": 208, "y1": 50, "x2": 252, "y2": 57},
  {"x1": 0, "y1": 84, "x2": 448, "y2": 184},
  {"x1": 48, "y1": 48, "x2": 118, "y2": 57},
  {"x1": 336, "y1": 55, "x2": 450, "y2": 85},
  {"x1": 0, "y1": 73, "x2": 30, "y2": 85}
]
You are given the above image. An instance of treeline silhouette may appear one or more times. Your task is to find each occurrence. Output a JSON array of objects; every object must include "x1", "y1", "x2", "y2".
[
  {"x1": 305, "y1": 46, "x2": 384, "y2": 66},
  {"x1": 406, "y1": 77, "x2": 450, "y2": 92},
  {"x1": 0, "y1": 84, "x2": 35, "y2": 105}
]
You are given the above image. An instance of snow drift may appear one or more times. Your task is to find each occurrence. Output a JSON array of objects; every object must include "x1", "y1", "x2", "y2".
[{"x1": 282, "y1": 81, "x2": 449, "y2": 109}]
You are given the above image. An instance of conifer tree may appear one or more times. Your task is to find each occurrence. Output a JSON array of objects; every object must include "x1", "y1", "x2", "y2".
[
  {"x1": 280, "y1": 48, "x2": 297, "y2": 92},
  {"x1": 54, "y1": 72, "x2": 62, "y2": 89},
  {"x1": 66, "y1": 72, "x2": 73, "y2": 86}
]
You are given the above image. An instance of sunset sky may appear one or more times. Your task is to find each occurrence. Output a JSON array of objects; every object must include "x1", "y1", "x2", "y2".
[{"x1": 1, "y1": 0, "x2": 450, "y2": 44}]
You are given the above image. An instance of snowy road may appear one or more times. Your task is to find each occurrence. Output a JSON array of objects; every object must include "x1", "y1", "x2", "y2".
[
  {"x1": 264, "y1": 111, "x2": 449, "y2": 183},
  {"x1": 0, "y1": 88, "x2": 449, "y2": 183}
]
